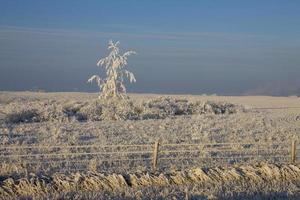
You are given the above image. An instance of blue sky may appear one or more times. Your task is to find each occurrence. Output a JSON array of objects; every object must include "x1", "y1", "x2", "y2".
[{"x1": 1, "y1": 0, "x2": 300, "y2": 95}]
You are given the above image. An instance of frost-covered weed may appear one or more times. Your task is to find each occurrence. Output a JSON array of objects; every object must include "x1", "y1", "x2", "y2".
[{"x1": 88, "y1": 40, "x2": 136, "y2": 99}]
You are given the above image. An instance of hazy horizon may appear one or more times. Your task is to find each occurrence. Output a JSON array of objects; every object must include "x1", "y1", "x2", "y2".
[{"x1": 1, "y1": 1, "x2": 300, "y2": 96}]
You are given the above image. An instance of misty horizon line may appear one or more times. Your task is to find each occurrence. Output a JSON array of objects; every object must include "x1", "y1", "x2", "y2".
[{"x1": 1, "y1": 89, "x2": 299, "y2": 97}]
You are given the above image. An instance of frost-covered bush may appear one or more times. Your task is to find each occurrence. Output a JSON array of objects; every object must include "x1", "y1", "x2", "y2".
[
  {"x1": 78, "y1": 99, "x2": 139, "y2": 121},
  {"x1": 205, "y1": 101, "x2": 242, "y2": 114},
  {"x1": 141, "y1": 97, "x2": 243, "y2": 118},
  {"x1": 97, "y1": 99, "x2": 139, "y2": 121},
  {"x1": 189, "y1": 101, "x2": 242, "y2": 115},
  {"x1": 3, "y1": 100, "x2": 72, "y2": 124},
  {"x1": 5, "y1": 108, "x2": 40, "y2": 123},
  {"x1": 2, "y1": 97, "x2": 244, "y2": 124},
  {"x1": 78, "y1": 101, "x2": 102, "y2": 121},
  {"x1": 62, "y1": 102, "x2": 87, "y2": 121},
  {"x1": 38, "y1": 101, "x2": 68, "y2": 122},
  {"x1": 142, "y1": 97, "x2": 190, "y2": 119}
]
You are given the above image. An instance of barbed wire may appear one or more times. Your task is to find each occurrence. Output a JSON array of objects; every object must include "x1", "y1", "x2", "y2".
[{"x1": 0, "y1": 141, "x2": 297, "y2": 174}]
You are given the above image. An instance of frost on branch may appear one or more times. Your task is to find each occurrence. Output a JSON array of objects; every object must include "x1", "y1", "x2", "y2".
[{"x1": 88, "y1": 40, "x2": 136, "y2": 99}]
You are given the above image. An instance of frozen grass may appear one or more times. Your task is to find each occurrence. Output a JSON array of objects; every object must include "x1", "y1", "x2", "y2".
[{"x1": 0, "y1": 163, "x2": 299, "y2": 200}]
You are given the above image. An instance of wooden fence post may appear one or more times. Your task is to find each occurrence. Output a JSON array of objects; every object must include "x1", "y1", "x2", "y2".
[
  {"x1": 153, "y1": 140, "x2": 160, "y2": 171},
  {"x1": 291, "y1": 140, "x2": 296, "y2": 163}
]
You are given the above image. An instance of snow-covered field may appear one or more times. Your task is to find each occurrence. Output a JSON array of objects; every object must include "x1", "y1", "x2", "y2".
[
  {"x1": 1, "y1": 92, "x2": 299, "y2": 146},
  {"x1": 0, "y1": 92, "x2": 300, "y2": 199}
]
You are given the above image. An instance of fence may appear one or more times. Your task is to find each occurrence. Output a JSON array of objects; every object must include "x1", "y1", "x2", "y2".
[{"x1": 0, "y1": 140, "x2": 298, "y2": 174}]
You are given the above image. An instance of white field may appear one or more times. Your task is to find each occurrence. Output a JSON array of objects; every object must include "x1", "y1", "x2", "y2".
[
  {"x1": 0, "y1": 92, "x2": 300, "y2": 199},
  {"x1": 1, "y1": 92, "x2": 299, "y2": 146}
]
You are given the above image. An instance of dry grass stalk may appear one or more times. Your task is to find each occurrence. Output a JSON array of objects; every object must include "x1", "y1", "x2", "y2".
[{"x1": 1, "y1": 163, "x2": 299, "y2": 199}]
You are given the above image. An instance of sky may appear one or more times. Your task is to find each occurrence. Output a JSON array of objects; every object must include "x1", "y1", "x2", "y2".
[{"x1": 0, "y1": 0, "x2": 300, "y2": 96}]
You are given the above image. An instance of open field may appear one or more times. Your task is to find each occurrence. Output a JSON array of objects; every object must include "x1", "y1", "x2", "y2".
[{"x1": 0, "y1": 92, "x2": 300, "y2": 199}]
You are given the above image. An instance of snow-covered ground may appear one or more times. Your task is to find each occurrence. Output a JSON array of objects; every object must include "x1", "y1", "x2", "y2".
[
  {"x1": 0, "y1": 92, "x2": 299, "y2": 146},
  {"x1": 1, "y1": 92, "x2": 300, "y2": 199}
]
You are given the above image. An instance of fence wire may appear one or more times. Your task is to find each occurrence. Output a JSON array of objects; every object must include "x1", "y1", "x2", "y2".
[{"x1": 0, "y1": 141, "x2": 297, "y2": 174}]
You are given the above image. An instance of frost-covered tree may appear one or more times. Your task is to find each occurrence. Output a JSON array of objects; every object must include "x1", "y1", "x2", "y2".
[{"x1": 88, "y1": 40, "x2": 136, "y2": 99}]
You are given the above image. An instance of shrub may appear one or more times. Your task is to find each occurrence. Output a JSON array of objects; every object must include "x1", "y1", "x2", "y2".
[
  {"x1": 142, "y1": 97, "x2": 190, "y2": 119},
  {"x1": 62, "y1": 102, "x2": 87, "y2": 121},
  {"x1": 2, "y1": 97, "x2": 244, "y2": 123},
  {"x1": 5, "y1": 108, "x2": 40, "y2": 123},
  {"x1": 189, "y1": 101, "x2": 242, "y2": 115}
]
